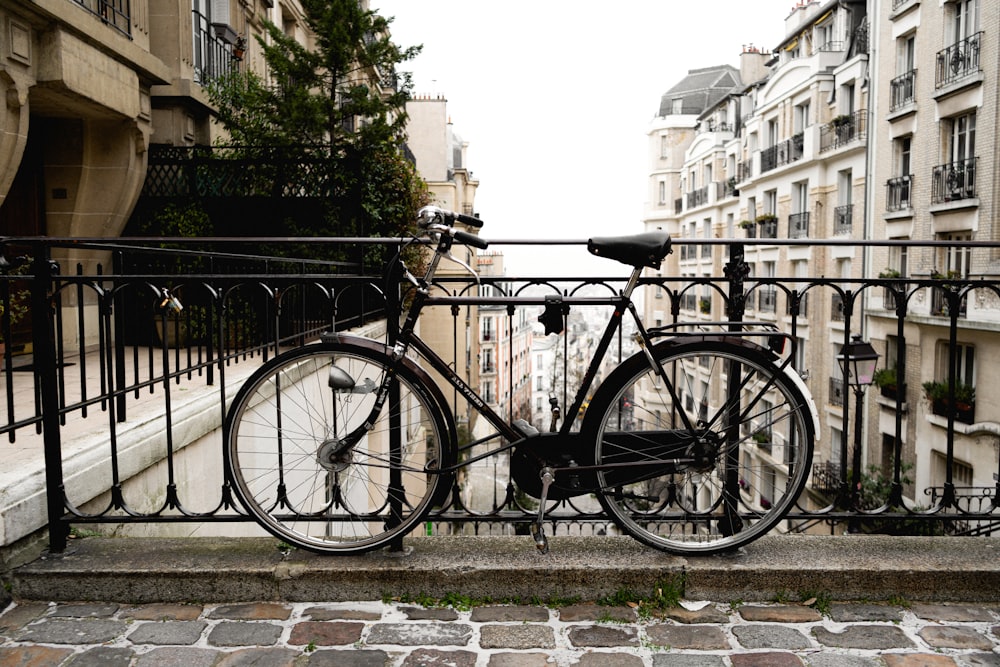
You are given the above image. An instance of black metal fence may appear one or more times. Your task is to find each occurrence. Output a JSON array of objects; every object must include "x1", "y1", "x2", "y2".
[{"x1": 2, "y1": 236, "x2": 999, "y2": 552}]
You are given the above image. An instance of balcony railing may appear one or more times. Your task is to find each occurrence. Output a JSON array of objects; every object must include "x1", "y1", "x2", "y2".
[
  {"x1": 886, "y1": 175, "x2": 913, "y2": 212},
  {"x1": 890, "y1": 69, "x2": 917, "y2": 110},
  {"x1": 936, "y1": 32, "x2": 982, "y2": 89},
  {"x1": 73, "y1": 0, "x2": 131, "y2": 38},
  {"x1": 820, "y1": 110, "x2": 867, "y2": 153},
  {"x1": 686, "y1": 186, "x2": 709, "y2": 209},
  {"x1": 833, "y1": 204, "x2": 853, "y2": 235},
  {"x1": 789, "y1": 212, "x2": 810, "y2": 239},
  {"x1": 4, "y1": 235, "x2": 999, "y2": 554},
  {"x1": 192, "y1": 11, "x2": 239, "y2": 85},
  {"x1": 931, "y1": 157, "x2": 977, "y2": 204},
  {"x1": 760, "y1": 133, "x2": 804, "y2": 173}
]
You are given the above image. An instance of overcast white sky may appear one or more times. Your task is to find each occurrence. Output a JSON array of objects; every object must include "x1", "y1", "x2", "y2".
[{"x1": 373, "y1": 2, "x2": 793, "y2": 275}]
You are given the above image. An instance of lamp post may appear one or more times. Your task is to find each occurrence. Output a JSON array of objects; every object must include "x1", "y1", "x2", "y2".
[{"x1": 837, "y1": 335, "x2": 880, "y2": 531}]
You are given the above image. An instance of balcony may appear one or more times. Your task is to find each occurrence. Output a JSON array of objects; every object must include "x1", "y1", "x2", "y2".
[
  {"x1": 936, "y1": 32, "x2": 982, "y2": 89},
  {"x1": 886, "y1": 175, "x2": 913, "y2": 212},
  {"x1": 73, "y1": 0, "x2": 131, "y2": 38},
  {"x1": 931, "y1": 157, "x2": 977, "y2": 205},
  {"x1": 833, "y1": 204, "x2": 853, "y2": 235},
  {"x1": 788, "y1": 212, "x2": 810, "y2": 239},
  {"x1": 890, "y1": 69, "x2": 917, "y2": 111},
  {"x1": 686, "y1": 185, "x2": 709, "y2": 209},
  {"x1": 193, "y1": 11, "x2": 240, "y2": 85},
  {"x1": 820, "y1": 110, "x2": 867, "y2": 153},
  {"x1": 760, "y1": 134, "x2": 804, "y2": 173}
]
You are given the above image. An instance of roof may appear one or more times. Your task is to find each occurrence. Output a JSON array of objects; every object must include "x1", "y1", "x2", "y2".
[{"x1": 657, "y1": 65, "x2": 741, "y2": 117}]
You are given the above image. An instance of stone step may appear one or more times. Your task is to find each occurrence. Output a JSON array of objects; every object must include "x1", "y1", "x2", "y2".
[{"x1": 12, "y1": 534, "x2": 1000, "y2": 604}]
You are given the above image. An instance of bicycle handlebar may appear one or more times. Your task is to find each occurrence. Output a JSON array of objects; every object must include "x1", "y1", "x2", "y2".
[
  {"x1": 417, "y1": 205, "x2": 489, "y2": 250},
  {"x1": 417, "y1": 205, "x2": 483, "y2": 229}
]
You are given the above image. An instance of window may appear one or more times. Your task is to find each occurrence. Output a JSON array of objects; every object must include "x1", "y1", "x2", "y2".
[
  {"x1": 936, "y1": 341, "x2": 975, "y2": 387},
  {"x1": 658, "y1": 180, "x2": 666, "y2": 205},
  {"x1": 932, "y1": 451, "x2": 973, "y2": 490},
  {"x1": 898, "y1": 33, "x2": 915, "y2": 74},
  {"x1": 481, "y1": 348, "x2": 495, "y2": 374},
  {"x1": 946, "y1": 112, "x2": 976, "y2": 164},
  {"x1": 794, "y1": 101, "x2": 811, "y2": 133},
  {"x1": 951, "y1": 0, "x2": 979, "y2": 42},
  {"x1": 660, "y1": 135, "x2": 669, "y2": 158},
  {"x1": 481, "y1": 316, "x2": 494, "y2": 341},
  {"x1": 887, "y1": 137, "x2": 913, "y2": 211},
  {"x1": 939, "y1": 232, "x2": 971, "y2": 278},
  {"x1": 764, "y1": 190, "x2": 777, "y2": 216},
  {"x1": 766, "y1": 119, "x2": 779, "y2": 147},
  {"x1": 671, "y1": 98, "x2": 684, "y2": 114}
]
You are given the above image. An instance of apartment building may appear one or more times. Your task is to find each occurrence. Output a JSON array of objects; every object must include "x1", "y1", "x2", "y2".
[
  {"x1": 403, "y1": 94, "x2": 485, "y2": 433},
  {"x1": 643, "y1": 0, "x2": 871, "y2": 511},
  {"x1": 645, "y1": 0, "x2": 1000, "y2": 517},
  {"x1": 867, "y1": 0, "x2": 998, "y2": 499}
]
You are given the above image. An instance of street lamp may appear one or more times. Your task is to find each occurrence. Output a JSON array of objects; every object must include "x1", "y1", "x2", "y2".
[{"x1": 836, "y1": 335, "x2": 880, "y2": 529}]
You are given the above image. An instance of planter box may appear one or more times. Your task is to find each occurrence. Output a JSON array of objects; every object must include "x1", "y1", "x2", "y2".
[{"x1": 931, "y1": 398, "x2": 975, "y2": 424}]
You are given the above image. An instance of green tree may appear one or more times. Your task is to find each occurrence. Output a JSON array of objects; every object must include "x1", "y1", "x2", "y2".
[{"x1": 206, "y1": 0, "x2": 428, "y2": 265}]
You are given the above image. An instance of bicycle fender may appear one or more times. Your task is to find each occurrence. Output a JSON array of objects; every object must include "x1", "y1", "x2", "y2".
[
  {"x1": 319, "y1": 332, "x2": 459, "y2": 447},
  {"x1": 644, "y1": 336, "x2": 821, "y2": 444}
]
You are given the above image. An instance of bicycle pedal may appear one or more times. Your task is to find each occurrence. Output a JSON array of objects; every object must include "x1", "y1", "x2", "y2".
[{"x1": 530, "y1": 523, "x2": 549, "y2": 554}]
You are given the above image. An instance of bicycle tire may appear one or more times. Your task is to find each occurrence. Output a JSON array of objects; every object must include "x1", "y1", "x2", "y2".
[
  {"x1": 224, "y1": 342, "x2": 451, "y2": 554},
  {"x1": 586, "y1": 338, "x2": 814, "y2": 555}
]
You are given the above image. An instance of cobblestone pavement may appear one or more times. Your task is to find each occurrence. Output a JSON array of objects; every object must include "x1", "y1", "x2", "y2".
[{"x1": 0, "y1": 599, "x2": 998, "y2": 666}]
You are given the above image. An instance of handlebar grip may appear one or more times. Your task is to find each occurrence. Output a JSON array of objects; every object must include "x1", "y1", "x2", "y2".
[
  {"x1": 454, "y1": 212, "x2": 484, "y2": 228},
  {"x1": 454, "y1": 229, "x2": 489, "y2": 250}
]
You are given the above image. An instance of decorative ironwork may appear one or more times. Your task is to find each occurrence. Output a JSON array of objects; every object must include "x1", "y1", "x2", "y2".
[
  {"x1": 890, "y1": 69, "x2": 917, "y2": 110},
  {"x1": 4, "y1": 237, "x2": 999, "y2": 553},
  {"x1": 931, "y1": 158, "x2": 977, "y2": 204},
  {"x1": 936, "y1": 32, "x2": 982, "y2": 89},
  {"x1": 820, "y1": 110, "x2": 867, "y2": 153},
  {"x1": 761, "y1": 133, "x2": 804, "y2": 173},
  {"x1": 886, "y1": 175, "x2": 913, "y2": 212}
]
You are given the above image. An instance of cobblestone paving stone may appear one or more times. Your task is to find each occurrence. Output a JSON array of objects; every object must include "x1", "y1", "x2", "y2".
[{"x1": 0, "y1": 599, "x2": 997, "y2": 666}]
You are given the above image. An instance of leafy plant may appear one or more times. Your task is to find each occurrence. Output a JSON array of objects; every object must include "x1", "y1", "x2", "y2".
[
  {"x1": 922, "y1": 380, "x2": 974, "y2": 405},
  {"x1": 872, "y1": 366, "x2": 897, "y2": 389},
  {"x1": 878, "y1": 268, "x2": 901, "y2": 279},
  {"x1": 755, "y1": 213, "x2": 778, "y2": 224},
  {"x1": 204, "y1": 0, "x2": 430, "y2": 268},
  {"x1": 0, "y1": 263, "x2": 30, "y2": 344}
]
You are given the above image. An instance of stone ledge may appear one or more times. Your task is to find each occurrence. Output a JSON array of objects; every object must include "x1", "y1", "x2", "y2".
[{"x1": 11, "y1": 534, "x2": 1000, "y2": 604}]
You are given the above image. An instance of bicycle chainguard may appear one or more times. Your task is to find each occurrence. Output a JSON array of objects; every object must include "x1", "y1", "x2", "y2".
[{"x1": 530, "y1": 467, "x2": 555, "y2": 554}]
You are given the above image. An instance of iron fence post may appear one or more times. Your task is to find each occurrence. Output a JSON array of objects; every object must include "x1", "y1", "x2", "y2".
[{"x1": 32, "y1": 246, "x2": 69, "y2": 553}]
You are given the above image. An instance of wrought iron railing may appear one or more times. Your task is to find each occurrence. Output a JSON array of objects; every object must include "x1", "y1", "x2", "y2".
[
  {"x1": 833, "y1": 205, "x2": 853, "y2": 235},
  {"x1": 760, "y1": 133, "x2": 804, "y2": 173},
  {"x1": 931, "y1": 157, "x2": 977, "y2": 204},
  {"x1": 936, "y1": 32, "x2": 982, "y2": 89},
  {"x1": 820, "y1": 110, "x2": 867, "y2": 153},
  {"x1": 72, "y1": 0, "x2": 131, "y2": 39},
  {"x1": 890, "y1": 69, "x2": 917, "y2": 110},
  {"x1": 192, "y1": 11, "x2": 239, "y2": 84},
  {"x1": 886, "y1": 175, "x2": 913, "y2": 212},
  {"x1": 3, "y1": 237, "x2": 999, "y2": 553}
]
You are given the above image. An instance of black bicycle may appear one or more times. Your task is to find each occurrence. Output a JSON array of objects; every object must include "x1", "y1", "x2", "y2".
[{"x1": 224, "y1": 206, "x2": 819, "y2": 555}]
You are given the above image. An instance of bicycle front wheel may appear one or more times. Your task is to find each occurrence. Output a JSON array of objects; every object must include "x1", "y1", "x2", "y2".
[
  {"x1": 225, "y1": 343, "x2": 450, "y2": 554},
  {"x1": 588, "y1": 339, "x2": 814, "y2": 555}
]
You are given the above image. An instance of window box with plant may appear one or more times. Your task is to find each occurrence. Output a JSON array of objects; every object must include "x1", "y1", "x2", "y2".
[
  {"x1": 873, "y1": 366, "x2": 904, "y2": 399},
  {"x1": 699, "y1": 297, "x2": 711, "y2": 314},
  {"x1": 756, "y1": 213, "x2": 778, "y2": 239},
  {"x1": 922, "y1": 379, "x2": 975, "y2": 424},
  {"x1": 739, "y1": 219, "x2": 756, "y2": 238}
]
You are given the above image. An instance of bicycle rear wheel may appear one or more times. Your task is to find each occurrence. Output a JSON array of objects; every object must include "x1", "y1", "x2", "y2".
[
  {"x1": 225, "y1": 343, "x2": 450, "y2": 554},
  {"x1": 588, "y1": 339, "x2": 814, "y2": 555}
]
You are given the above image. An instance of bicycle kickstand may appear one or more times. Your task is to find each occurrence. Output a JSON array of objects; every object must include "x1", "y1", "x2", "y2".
[{"x1": 530, "y1": 467, "x2": 555, "y2": 554}]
